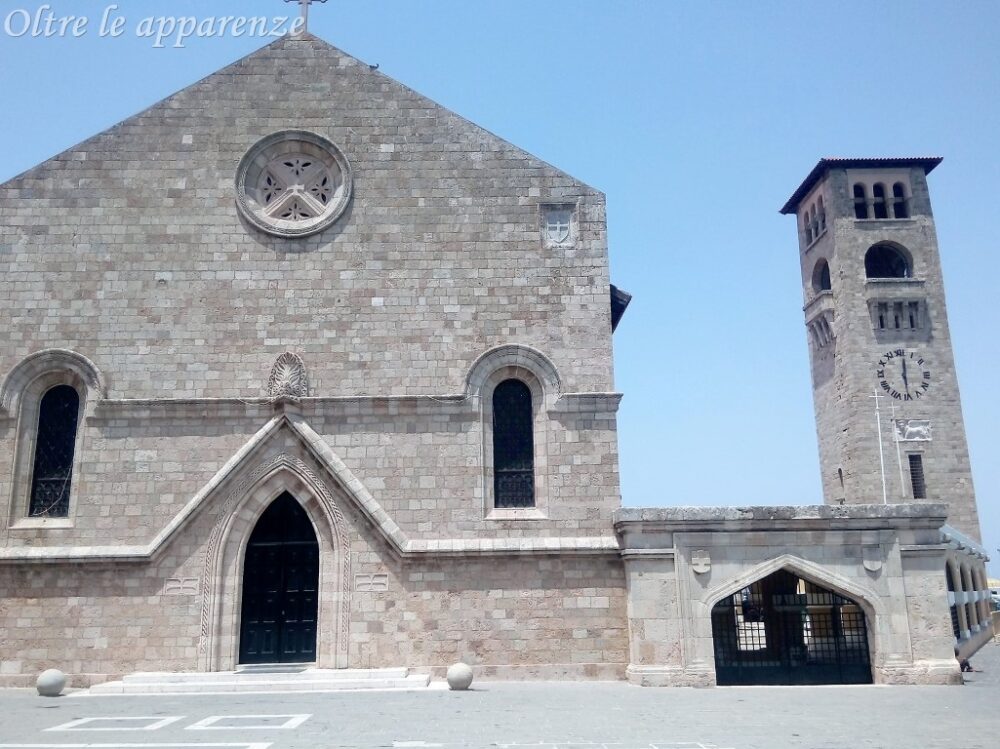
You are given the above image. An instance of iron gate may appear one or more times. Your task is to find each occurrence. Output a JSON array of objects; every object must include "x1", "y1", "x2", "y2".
[{"x1": 711, "y1": 569, "x2": 872, "y2": 685}]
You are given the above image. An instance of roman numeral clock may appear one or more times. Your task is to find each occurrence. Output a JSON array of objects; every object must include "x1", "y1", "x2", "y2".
[{"x1": 876, "y1": 349, "x2": 930, "y2": 402}]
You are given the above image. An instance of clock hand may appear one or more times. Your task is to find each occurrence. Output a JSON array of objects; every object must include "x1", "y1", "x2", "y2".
[{"x1": 901, "y1": 357, "x2": 909, "y2": 393}]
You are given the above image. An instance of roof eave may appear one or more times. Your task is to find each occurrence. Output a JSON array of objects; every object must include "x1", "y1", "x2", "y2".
[{"x1": 780, "y1": 157, "x2": 943, "y2": 215}]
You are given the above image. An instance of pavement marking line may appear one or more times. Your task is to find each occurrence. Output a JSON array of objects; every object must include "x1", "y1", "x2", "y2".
[
  {"x1": 0, "y1": 744, "x2": 272, "y2": 749},
  {"x1": 44, "y1": 717, "x2": 185, "y2": 732},
  {"x1": 185, "y1": 715, "x2": 312, "y2": 731}
]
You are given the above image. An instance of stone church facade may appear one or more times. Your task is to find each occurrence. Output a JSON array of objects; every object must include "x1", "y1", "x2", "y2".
[{"x1": 0, "y1": 34, "x2": 990, "y2": 688}]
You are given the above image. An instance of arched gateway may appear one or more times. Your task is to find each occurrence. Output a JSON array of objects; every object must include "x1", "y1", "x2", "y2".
[
  {"x1": 239, "y1": 492, "x2": 320, "y2": 664},
  {"x1": 711, "y1": 568, "x2": 872, "y2": 685}
]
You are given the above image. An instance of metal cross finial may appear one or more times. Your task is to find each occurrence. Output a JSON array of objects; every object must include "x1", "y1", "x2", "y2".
[{"x1": 286, "y1": 0, "x2": 328, "y2": 34}]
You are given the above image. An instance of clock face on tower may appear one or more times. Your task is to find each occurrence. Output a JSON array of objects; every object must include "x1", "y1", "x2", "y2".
[{"x1": 876, "y1": 349, "x2": 931, "y2": 401}]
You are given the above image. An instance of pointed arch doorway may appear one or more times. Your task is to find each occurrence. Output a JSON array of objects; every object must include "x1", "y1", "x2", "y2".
[
  {"x1": 239, "y1": 492, "x2": 319, "y2": 664},
  {"x1": 711, "y1": 568, "x2": 873, "y2": 685}
]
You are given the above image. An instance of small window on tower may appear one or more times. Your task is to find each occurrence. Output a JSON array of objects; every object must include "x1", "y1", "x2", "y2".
[
  {"x1": 907, "y1": 301, "x2": 920, "y2": 329},
  {"x1": 876, "y1": 302, "x2": 888, "y2": 330},
  {"x1": 908, "y1": 454, "x2": 926, "y2": 499},
  {"x1": 818, "y1": 197, "x2": 826, "y2": 232},
  {"x1": 853, "y1": 184, "x2": 869, "y2": 219},
  {"x1": 865, "y1": 243, "x2": 911, "y2": 278},
  {"x1": 872, "y1": 183, "x2": 889, "y2": 219},
  {"x1": 812, "y1": 259, "x2": 832, "y2": 292},
  {"x1": 893, "y1": 301, "x2": 903, "y2": 329},
  {"x1": 892, "y1": 182, "x2": 909, "y2": 219}
]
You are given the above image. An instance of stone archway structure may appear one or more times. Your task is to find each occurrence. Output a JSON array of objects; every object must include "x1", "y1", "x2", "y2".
[
  {"x1": 702, "y1": 555, "x2": 882, "y2": 685},
  {"x1": 199, "y1": 453, "x2": 351, "y2": 672}
]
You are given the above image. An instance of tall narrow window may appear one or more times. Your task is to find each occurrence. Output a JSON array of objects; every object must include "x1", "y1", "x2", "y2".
[
  {"x1": 908, "y1": 454, "x2": 926, "y2": 499},
  {"x1": 907, "y1": 301, "x2": 920, "y2": 329},
  {"x1": 872, "y1": 183, "x2": 888, "y2": 219},
  {"x1": 892, "y1": 182, "x2": 909, "y2": 218},
  {"x1": 876, "y1": 302, "x2": 888, "y2": 330},
  {"x1": 28, "y1": 385, "x2": 80, "y2": 517},
  {"x1": 492, "y1": 379, "x2": 535, "y2": 508},
  {"x1": 817, "y1": 197, "x2": 826, "y2": 232},
  {"x1": 853, "y1": 184, "x2": 869, "y2": 219}
]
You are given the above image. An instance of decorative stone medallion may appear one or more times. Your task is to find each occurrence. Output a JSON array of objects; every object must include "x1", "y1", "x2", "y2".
[
  {"x1": 690, "y1": 549, "x2": 711, "y2": 574},
  {"x1": 236, "y1": 130, "x2": 352, "y2": 237},
  {"x1": 268, "y1": 352, "x2": 308, "y2": 399}
]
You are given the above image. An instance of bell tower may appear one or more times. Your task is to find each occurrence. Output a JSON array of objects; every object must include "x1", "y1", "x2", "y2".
[{"x1": 781, "y1": 158, "x2": 981, "y2": 539}]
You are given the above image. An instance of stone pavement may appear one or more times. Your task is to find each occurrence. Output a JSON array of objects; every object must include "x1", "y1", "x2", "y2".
[{"x1": 1, "y1": 643, "x2": 998, "y2": 749}]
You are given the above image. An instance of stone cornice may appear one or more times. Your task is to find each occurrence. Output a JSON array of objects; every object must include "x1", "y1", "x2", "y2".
[{"x1": 613, "y1": 503, "x2": 949, "y2": 534}]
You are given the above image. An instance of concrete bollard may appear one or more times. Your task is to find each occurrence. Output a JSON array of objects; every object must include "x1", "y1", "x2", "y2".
[
  {"x1": 36, "y1": 669, "x2": 67, "y2": 697},
  {"x1": 446, "y1": 662, "x2": 473, "y2": 690}
]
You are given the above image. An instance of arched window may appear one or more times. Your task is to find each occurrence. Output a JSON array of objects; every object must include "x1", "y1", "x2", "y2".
[
  {"x1": 492, "y1": 379, "x2": 535, "y2": 508},
  {"x1": 853, "y1": 183, "x2": 869, "y2": 219},
  {"x1": 817, "y1": 197, "x2": 826, "y2": 232},
  {"x1": 872, "y1": 183, "x2": 888, "y2": 219},
  {"x1": 892, "y1": 182, "x2": 909, "y2": 218},
  {"x1": 28, "y1": 385, "x2": 80, "y2": 517},
  {"x1": 812, "y1": 259, "x2": 832, "y2": 292},
  {"x1": 803, "y1": 214, "x2": 812, "y2": 244},
  {"x1": 865, "y1": 243, "x2": 911, "y2": 279},
  {"x1": 947, "y1": 564, "x2": 961, "y2": 639}
]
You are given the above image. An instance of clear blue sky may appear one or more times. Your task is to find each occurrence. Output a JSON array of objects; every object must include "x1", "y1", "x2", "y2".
[{"x1": 2, "y1": 1, "x2": 998, "y2": 571}]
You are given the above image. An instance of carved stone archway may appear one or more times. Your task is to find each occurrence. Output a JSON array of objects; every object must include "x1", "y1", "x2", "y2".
[{"x1": 199, "y1": 453, "x2": 351, "y2": 671}]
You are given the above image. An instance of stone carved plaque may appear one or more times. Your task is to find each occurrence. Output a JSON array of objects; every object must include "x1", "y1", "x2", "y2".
[
  {"x1": 863, "y1": 546, "x2": 883, "y2": 573},
  {"x1": 163, "y1": 577, "x2": 199, "y2": 596},
  {"x1": 894, "y1": 419, "x2": 931, "y2": 442},
  {"x1": 355, "y1": 573, "x2": 389, "y2": 592},
  {"x1": 267, "y1": 352, "x2": 308, "y2": 399},
  {"x1": 690, "y1": 550, "x2": 711, "y2": 575}
]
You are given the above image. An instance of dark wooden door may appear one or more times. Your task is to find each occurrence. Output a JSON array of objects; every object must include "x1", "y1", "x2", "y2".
[{"x1": 239, "y1": 493, "x2": 319, "y2": 664}]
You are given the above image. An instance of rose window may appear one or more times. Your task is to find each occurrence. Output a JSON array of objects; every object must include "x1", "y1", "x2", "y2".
[{"x1": 236, "y1": 131, "x2": 353, "y2": 238}]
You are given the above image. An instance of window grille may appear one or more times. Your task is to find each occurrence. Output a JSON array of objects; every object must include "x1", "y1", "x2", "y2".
[
  {"x1": 28, "y1": 385, "x2": 80, "y2": 517},
  {"x1": 908, "y1": 454, "x2": 926, "y2": 499},
  {"x1": 493, "y1": 379, "x2": 535, "y2": 508}
]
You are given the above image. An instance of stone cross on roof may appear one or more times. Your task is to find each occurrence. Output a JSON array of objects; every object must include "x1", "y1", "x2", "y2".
[{"x1": 285, "y1": 0, "x2": 328, "y2": 33}]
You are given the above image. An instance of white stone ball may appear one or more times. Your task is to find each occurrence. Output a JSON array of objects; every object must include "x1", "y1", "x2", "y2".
[
  {"x1": 446, "y1": 662, "x2": 473, "y2": 691},
  {"x1": 36, "y1": 669, "x2": 66, "y2": 697}
]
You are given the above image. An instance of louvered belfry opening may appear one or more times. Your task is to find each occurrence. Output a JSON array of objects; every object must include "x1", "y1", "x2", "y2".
[
  {"x1": 711, "y1": 569, "x2": 873, "y2": 685},
  {"x1": 28, "y1": 384, "x2": 80, "y2": 518},
  {"x1": 493, "y1": 378, "x2": 535, "y2": 508}
]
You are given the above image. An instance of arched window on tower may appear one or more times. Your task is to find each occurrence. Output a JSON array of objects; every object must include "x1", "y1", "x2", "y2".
[
  {"x1": 817, "y1": 196, "x2": 826, "y2": 232},
  {"x1": 28, "y1": 385, "x2": 81, "y2": 517},
  {"x1": 872, "y1": 183, "x2": 889, "y2": 219},
  {"x1": 853, "y1": 184, "x2": 869, "y2": 219},
  {"x1": 492, "y1": 379, "x2": 535, "y2": 508},
  {"x1": 812, "y1": 258, "x2": 832, "y2": 292},
  {"x1": 865, "y1": 243, "x2": 911, "y2": 279},
  {"x1": 892, "y1": 182, "x2": 909, "y2": 218}
]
